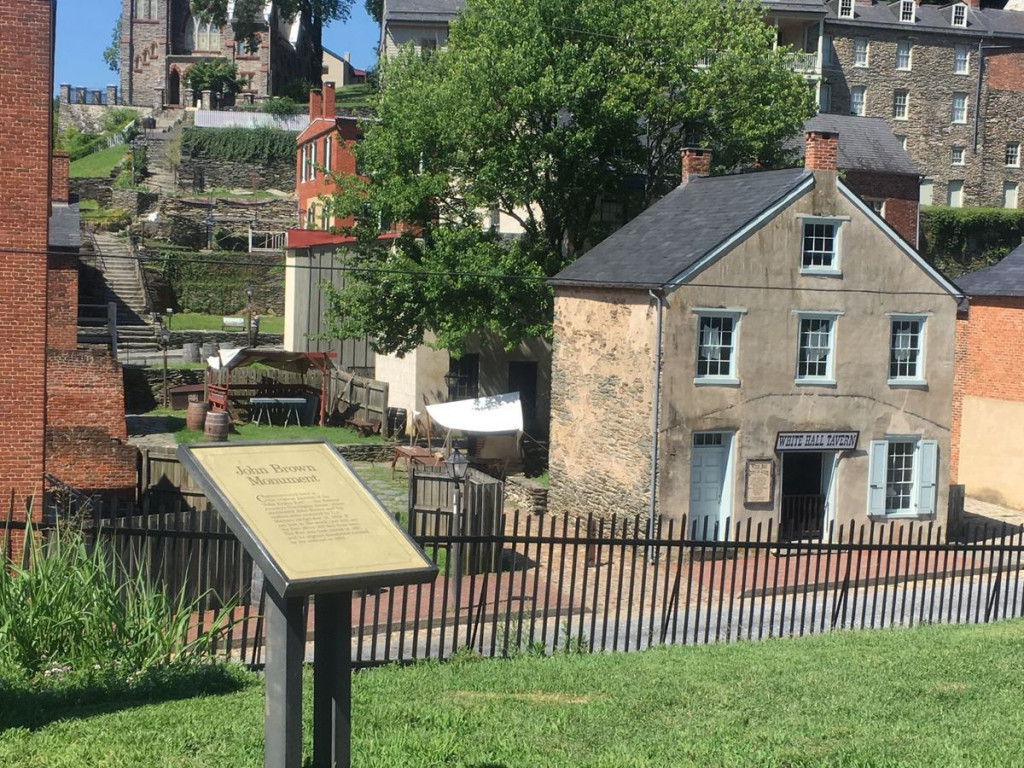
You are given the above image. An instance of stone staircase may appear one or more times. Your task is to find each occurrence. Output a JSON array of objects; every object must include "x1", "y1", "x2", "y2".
[
  {"x1": 137, "y1": 112, "x2": 184, "y2": 196},
  {"x1": 82, "y1": 231, "x2": 160, "y2": 355}
]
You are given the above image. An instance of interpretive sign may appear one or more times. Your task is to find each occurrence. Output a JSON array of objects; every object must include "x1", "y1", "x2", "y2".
[
  {"x1": 775, "y1": 431, "x2": 859, "y2": 452},
  {"x1": 178, "y1": 441, "x2": 437, "y2": 597},
  {"x1": 178, "y1": 441, "x2": 439, "y2": 768},
  {"x1": 744, "y1": 459, "x2": 775, "y2": 505}
]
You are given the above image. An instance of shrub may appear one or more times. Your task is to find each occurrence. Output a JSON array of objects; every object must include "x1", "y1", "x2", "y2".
[
  {"x1": 920, "y1": 206, "x2": 1024, "y2": 278},
  {"x1": 261, "y1": 96, "x2": 305, "y2": 116},
  {"x1": 182, "y1": 126, "x2": 298, "y2": 165},
  {"x1": 0, "y1": 516, "x2": 237, "y2": 685},
  {"x1": 186, "y1": 58, "x2": 244, "y2": 96}
]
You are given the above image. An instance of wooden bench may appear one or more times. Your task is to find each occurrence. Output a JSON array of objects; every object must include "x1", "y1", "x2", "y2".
[
  {"x1": 346, "y1": 418, "x2": 382, "y2": 438},
  {"x1": 221, "y1": 316, "x2": 246, "y2": 331}
]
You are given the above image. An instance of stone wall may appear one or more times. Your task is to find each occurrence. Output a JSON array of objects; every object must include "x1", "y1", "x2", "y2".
[
  {"x1": 179, "y1": 153, "x2": 297, "y2": 194},
  {"x1": 112, "y1": 188, "x2": 160, "y2": 215},
  {"x1": 58, "y1": 101, "x2": 116, "y2": 135},
  {"x1": 70, "y1": 177, "x2": 114, "y2": 206},
  {"x1": 157, "y1": 195, "x2": 297, "y2": 244},
  {"x1": 548, "y1": 288, "x2": 656, "y2": 521},
  {"x1": 505, "y1": 476, "x2": 549, "y2": 516},
  {"x1": 980, "y1": 85, "x2": 1024, "y2": 208}
]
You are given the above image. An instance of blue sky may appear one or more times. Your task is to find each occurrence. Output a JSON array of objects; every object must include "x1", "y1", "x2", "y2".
[{"x1": 54, "y1": 1, "x2": 380, "y2": 93}]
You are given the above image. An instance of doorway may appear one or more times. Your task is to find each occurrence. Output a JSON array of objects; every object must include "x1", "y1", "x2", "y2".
[
  {"x1": 689, "y1": 432, "x2": 734, "y2": 541},
  {"x1": 507, "y1": 361, "x2": 538, "y2": 433},
  {"x1": 168, "y1": 68, "x2": 181, "y2": 106},
  {"x1": 781, "y1": 451, "x2": 836, "y2": 540}
]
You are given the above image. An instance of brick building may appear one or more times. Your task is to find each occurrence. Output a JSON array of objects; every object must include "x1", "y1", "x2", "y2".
[
  {"x1": 950, "y1": 244, "x2": 1024, "y2": 508},
  {"x1": 119, "y1": 0, "x2": 316, "y2": 108},
  {"x1": 0, "y1": 0, "x2": 137, "y2": 518}
]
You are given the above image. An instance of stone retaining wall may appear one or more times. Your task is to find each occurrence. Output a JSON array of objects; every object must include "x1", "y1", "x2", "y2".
[
  {"x1": 505, "y1": 476, "x2": 549, "y2": 516},
  {"x1": 179, "y1": 155, "x2": 296, "y2": 194},
  {"x1": 112, "y1": 188, "x2": 159, "y2": 215},
  {"x1": 70, "y1": 177, "x2": 113, "y2": 206}
]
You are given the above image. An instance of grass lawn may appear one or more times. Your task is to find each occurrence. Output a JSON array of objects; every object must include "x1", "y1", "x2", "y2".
[
  {"x1": 2, "y1": 621, "x2": 1024, "y2": 766},
  {"x1": 169, "y1": 416, "x2": 386, "y2": 446},
  {"x1": 167, "y1": 312, "x2": 284, "y2": 335},
  {"x1": 335, "y1": 83, "x2": 376, "y2": 109},
  {"x1": 69, "y1": 143, "x2": 127, "y2": 178}
]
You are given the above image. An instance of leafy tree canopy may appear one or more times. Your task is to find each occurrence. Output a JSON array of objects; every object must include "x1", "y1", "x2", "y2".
[
  {"x1": 323, "y1": 0, "x2": 816, "y2": 355},
  {"x1": 186, "y1": 58, "x2": 244, "y2": 95},
  {"x1": 103, "y1": 18, "x2": 120, "y2": 73},
  {"x1": 365, "y1": 0, "x2": 382, "y2": 23},
  {"x1": 190, "y1": 0, "x2": 353, "y2": 56}
]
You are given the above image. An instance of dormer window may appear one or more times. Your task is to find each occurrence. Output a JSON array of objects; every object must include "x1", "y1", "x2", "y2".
[
  {"x1": 839, "y1": 0, "x2": 854, "y2": 18},
  {"x1": 899, "y1": 0, "x2": 915, "y2": 23},
  {"x1": 952, "y1": 3, "x2": 967, "y2": 26}
]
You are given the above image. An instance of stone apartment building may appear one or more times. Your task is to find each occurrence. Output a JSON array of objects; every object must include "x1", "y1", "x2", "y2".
[
  {"x1": 822, "y1": 0, "x2": 1024, "y2": 210},
  {"x1": 0, "y1": 0, "x2": 137, "y2": 520},
  {"x1": 119, "y1": 0, "x2": 316, "y2": 108}
]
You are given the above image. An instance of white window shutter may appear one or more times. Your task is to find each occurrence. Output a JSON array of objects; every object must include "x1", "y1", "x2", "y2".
[
  {"x1": 917, "y1": 440, "x2": 938, "y2": 516},
  {"x1": 867, "y1": 440, "x2": 887, "y2": 515}
]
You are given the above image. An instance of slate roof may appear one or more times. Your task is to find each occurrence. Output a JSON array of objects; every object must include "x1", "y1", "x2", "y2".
[
  {"x1": 765, "y1": 0, "x2": 828, "y2": 14},
  {"x1": 786, "y1": 115, "x2": 920, "y2": 176},
  {"x1": 49, "y1": 203, "x2": 81, "y2": 251},
  {"x1": 825, "y1": 0, "x2": 1024, "y2": 38},
  {"x1": 954, "y1": 243, "x2": 1024, "y2": 297},
  {"x1": 552, "y1": 168, "x2": 812, "y2": 289},
  {"x1": 384, "y1": 0, "x2": 464, "y2": 22}
]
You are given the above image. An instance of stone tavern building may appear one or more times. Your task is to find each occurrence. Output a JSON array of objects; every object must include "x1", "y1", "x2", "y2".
[
  {"x1": 119, "y1": 0, "x2": 316, "y2": 108},
  {"x1": 382, "y1": 0, "x2": 1024, "y2": 210},
  {"x1": 548, "y1": 133, "x2": 964, "y2": 539}
]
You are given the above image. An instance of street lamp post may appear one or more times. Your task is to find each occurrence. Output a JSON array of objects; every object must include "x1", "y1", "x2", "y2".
[
  {"x1": 245, "y1": 286, "x2": 255, "y2": 347},
  {"x1": 444, "y1": 448, "x2": 470, "y2": 639}
]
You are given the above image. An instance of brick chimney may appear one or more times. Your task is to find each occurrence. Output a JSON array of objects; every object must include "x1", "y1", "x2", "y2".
[
  {"x1": 308, "y1": 88, "x2": 322, "y2": 120},
  {"x1": 805, "y1": 130, "x2": 839, "y2": 172},
  {"x1": 322, "y1": 81, "x2": 336, "y2": 119},
  {"x1": 51, "y1": 152, "x2": 70, "y2": 203},
  {"x1": 681, "y1": 147, "x2": 711, "y2": 186}
]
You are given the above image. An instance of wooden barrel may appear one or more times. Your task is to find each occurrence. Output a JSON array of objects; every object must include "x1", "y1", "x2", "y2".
[
  {"x1": 204, "y1": 410, "x2": 230, "y2": 442},
  {"x1": 182, "y1": 342, "x2": 200, "y2": 363},
  {"x1": 186, "y1": 400, "x2": 210, "y2": 431}
]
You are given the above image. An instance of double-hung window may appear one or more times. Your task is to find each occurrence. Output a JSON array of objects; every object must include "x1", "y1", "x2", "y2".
[
  {"x1": 888, "y1": 315, "x2": 926, "y2": 385},
  {"x1": 895, "y1": 41, "x2": 912, "y2": 70},
  {"x1": 850, "y1": 86, "x2": 866, "y2": 116},
  {"x1": 801, "y1": 217, "x2": 842, "y2": 274},
  {"x1": 1006, "y1": 142, "x2": 1021, "y2": 167},
  {"x1": 309, "y1": 142, "x2": 318, "y2": 180},
  {"x1": 951, "y1": 146, "x2": 965, "y2": 166},
  {"x1": 867, "y1": 437, "x2": 939, "y2": 517},
  {"x1": 951, "y1": 92, "x2": 968, "y2": 124},
  {"x1": 853, "y1": 39, "x2": 869, "y2": 67},
  {"x1": 893, "y1": 89, "x2": 909, "y2": 120},
  {"x1": 954, "y1": 46, "x2": 970, "y2": 75},
  {"x1": 447, "y1": 354, "x2": 480, "y2": 400},
  {"x1": 300, "y1": 144, "x2": 308, "y2": 182},
  {"x1": 838, "y1": 0, "x2": 854, "y2": 18},
  {"x1": 899, "y1": 0, "x2": 915, "y2": 23},
  {"x1": 795, "y1": 312, "x2": 839, "y2": 384},
  {"x1": 324, "y1": 135, "x2": 333, "y2": 174},
  {"x1": 952, "y1": 3, "x2": 967, "y2": 27},
  {"x1": 694, "y1": 310, "x2": 743, "y2": 385}
]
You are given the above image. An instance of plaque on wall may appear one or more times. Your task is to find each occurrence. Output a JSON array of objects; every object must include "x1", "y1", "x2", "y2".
[
  {"x1": 178, "y1": 441, "x2": 438, "y2": 597},
  {"x1": 775, "y1": 431, "x2": 859, "y2": 452},
  {"x1": 745, "y1": 459, "x2": 775, "y2": 505}
]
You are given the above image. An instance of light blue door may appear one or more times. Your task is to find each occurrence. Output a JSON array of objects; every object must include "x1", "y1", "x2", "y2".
[{"x1": 690, "y1": 433, "x2": 728, "y2": 540}]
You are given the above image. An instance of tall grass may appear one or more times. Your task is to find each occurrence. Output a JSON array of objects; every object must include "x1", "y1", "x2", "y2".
[{"x1": 0, "y1": 505, "x2": 237, "y2": 685}]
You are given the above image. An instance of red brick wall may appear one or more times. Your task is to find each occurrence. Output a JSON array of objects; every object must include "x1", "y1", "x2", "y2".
[
  {"x1": 950, "y1": 297, "x2": 1024, "y2": 482},
  {"x1": 52, "y1": 151, "x2": 69, "y2": 203},
  {"x1": 46, "y1": 350, "x2": 129, "y2": 441},
  {"x1": 842, "y1": 170, "x2": 920, "y2": 248},
  {"x1": 47, "y1": 254, "x2": 79, "y2": 351},
  {"x1": 296, "y1": 118, "x2": 362, "y2": 230},
  {"x1": 950, "y1": 311, "x2": 969, "y2": 483},
  {"x1": 805, "y1": 131, "x2": 839, "y2": 172},
  {"x1": 45, "y1": 428, "x2": 138, "y2": 502},
  {"x1": 986, "y1": 51, "x2": 1024, "y2": 93},
  {"x1": 0, "y1": 0, "x2": 54, "y2": 514}
]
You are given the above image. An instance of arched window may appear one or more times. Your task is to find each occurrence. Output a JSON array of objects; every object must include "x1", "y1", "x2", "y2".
[{"x1": 186, "y1": 17, "x2": 221, "y2": 51}]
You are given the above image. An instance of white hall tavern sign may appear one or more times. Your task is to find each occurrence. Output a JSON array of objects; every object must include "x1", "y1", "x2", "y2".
[{"x1": 775, "y1": 431, "x2": 859, "y2": 452}]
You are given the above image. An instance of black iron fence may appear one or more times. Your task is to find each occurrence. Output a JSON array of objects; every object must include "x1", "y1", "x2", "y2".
[{"x1": 5, "y1": 507, "x2": 1024, "y2": 668}]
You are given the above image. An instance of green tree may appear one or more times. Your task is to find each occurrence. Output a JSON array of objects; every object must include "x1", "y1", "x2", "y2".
[
  {"x1": 103, "y1": 18, "x2": 120, "y2": 73},
  {"x1": 365, "y1": 0, "x2": 382, "y2": 23},
  {"x1": 323, "y1": 0, "x2": 815, "y2": 354},
  {"x1": 189, "y1": 0, "x2": 353, "y2": 85},
  {"x1": 186, "y1": 58, "x2": 244, "y2": 96}
]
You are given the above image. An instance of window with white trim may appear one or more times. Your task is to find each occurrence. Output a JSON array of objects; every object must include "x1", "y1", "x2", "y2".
[
  {"x1": 947, "y1": 179, "x2": 964, "y2": 207},
  {"x1": 853, "y1": 39, "x2": 869, "y2": 67},
  {"x1": 796, "y1": 313, "x2": 837, "y2": 383},
  {"x1": 300, "y1": 144, "x2": 308, "y2": 182},
  {"x1": 801, "y1": 218, "x2": 841, "y2": 273},
  {"x1": 896, "y1": 40, "x2": 912, "y2": 70},
  {"x1": 951, "y1": 92, "x2": 968, "y2": 123},
  {"x1": 838, "y1": 0, "x2": 854, "y2": 18},
  {"x1": 867, "y1": 438, "x2": 938, "y2": 517},
  {"x1": 695, "y1": 311, "x2": 741, "y2": 384},
  {"x1": 893, "y1": 89, "x2": 909, "y2": 120},
  {"x1": 920, "y1": 178, "x2": 934, "y2": 205},
  {"x1": 899, "y1": 0, "x2": 915, "y2": 22},
  {"x1": 1004, "y1": 181, "x2": 1019, "y2": 209},
  {"x1": 309, "y1": 142, "x2": 317, "y2": 180},
  {"x1": 324, "y1": 135, "x2": 333, "y2": 174},
  {"x1": 889, "y1": 316, "x2": 925, "y2": 383},
  {"x1": 822, "y1": 35, "x2": 833, "y2": 66},
  {"x1": 1006, "y1": 142, "x2": 1020, "y2": 167},
  {"x1": 952, "y1": 3, "x2": 967, "y2": 27},
  {"x1": 954, "y1": 46, "x2": 970, "y2": 75},
  {"x1": 951, "y1": 146, "x2": 965, "y2": 166},
  {"x1": 895, "y1": 134, "x2": 907, "y2": 151},
  {"x1": 850, "y1": 86, "x2": 866, "y2": 116}
]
